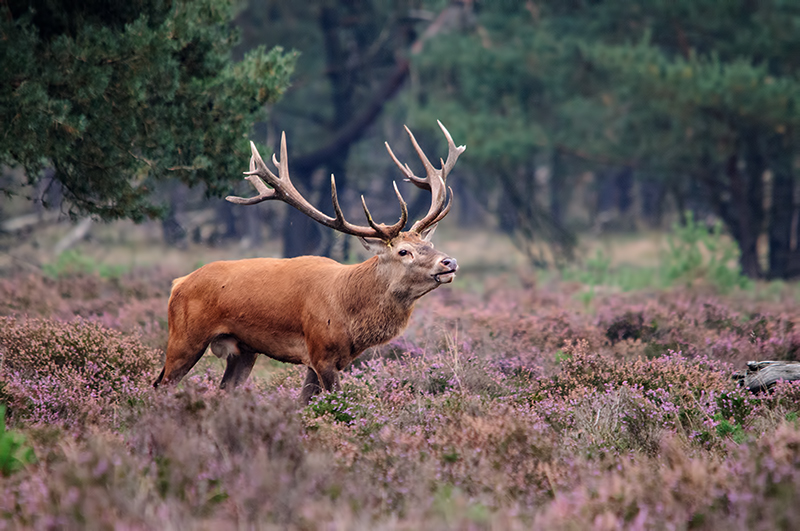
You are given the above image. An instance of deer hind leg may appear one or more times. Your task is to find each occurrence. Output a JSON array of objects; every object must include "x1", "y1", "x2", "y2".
[
  {"x1": 154, "y1": 334, "x2": 210, "y2": 388},
  {"x1": 219, "y1": 341, "x2": 258, "y2": 390}
]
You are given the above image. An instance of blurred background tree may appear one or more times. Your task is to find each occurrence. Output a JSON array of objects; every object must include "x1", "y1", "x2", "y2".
[{"x1": 231, "y1": 0, "x2": 468, "y2": 257}]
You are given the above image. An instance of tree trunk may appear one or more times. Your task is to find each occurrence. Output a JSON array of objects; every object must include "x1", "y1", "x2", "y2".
[
  {"x1": 215, "y1": 201, "x2": 238, "y2": 241},
  {"x1": 767, "y1": 133, "x2": 795, "y2": 278},
  {"x1": 615, "y1": 166, "x2": 634, "y2": 215},
  {"x1": 243, "y1": 202, "x2": 264, "y2": 248},
  {"x1": 726, "y1": 151, "x2": 762, "y2": 278},
  {"x1": 162, "y1": 182, "x2": 187, "y2": 248},
  {"x1": 283, "y1": 207, "x2": 322, "y2": 258},
  {"x1": 639, "y1": 177, "x2": 665, "y2": 228},
  {"x1": 550, "y1": 148, "x2": 564, "y2": 230}
]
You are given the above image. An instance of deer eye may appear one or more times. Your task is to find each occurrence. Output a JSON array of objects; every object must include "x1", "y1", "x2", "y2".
[{"x1": 398, "y1": 249, "x2": 410, "y2": 257}]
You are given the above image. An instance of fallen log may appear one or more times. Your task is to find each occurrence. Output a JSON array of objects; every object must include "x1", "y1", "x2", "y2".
[{"x1": 733, "y1": 361, "x2": 800, "y2": 393}]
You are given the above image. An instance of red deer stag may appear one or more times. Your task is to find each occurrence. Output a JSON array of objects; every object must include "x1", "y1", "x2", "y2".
[{"x1": 153, "y1": 121, "x2": 465, "y2": 403}]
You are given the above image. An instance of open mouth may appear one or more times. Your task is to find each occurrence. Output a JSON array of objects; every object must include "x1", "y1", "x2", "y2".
[{"x1": 433, "y1": 269, "x2": 458, "y2": 283}]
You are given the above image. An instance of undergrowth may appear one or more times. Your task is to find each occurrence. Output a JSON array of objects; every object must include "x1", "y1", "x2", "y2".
[
  {"x1": 563, "y1": 212, "x2": 754, "y2": 301},
  {"x1": 0, "y1": 251, "x2": 799, "y2": 528}
]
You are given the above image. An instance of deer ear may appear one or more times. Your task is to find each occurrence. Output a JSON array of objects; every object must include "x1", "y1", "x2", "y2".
[
  {"x1": 418, "y1": 223, "x2": 438, "y2": 242},
  {"x1": 358, "y1": 237, "x2": 388, "y2": 254}
]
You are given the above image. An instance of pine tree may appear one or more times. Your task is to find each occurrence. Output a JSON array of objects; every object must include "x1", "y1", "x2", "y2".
[
  {"x1": 415, "y1": 0, "x2": 800, "y2": 278},
  {"x1": 0, "y1": 0, "x2": 295, "y2": 221}
]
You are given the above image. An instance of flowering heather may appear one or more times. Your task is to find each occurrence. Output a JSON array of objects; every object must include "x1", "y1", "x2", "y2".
[
  {"x1": 0, "y1": 265, "x2": 800, "y2": 528},
  {"x1": 0, "y1": 316, "x2": 161, "y2": 430},
  {"x1": 0, "y1": 268, "x2": 174, "y2": 348}
]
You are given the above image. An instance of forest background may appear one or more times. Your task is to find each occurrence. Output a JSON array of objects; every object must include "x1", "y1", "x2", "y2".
[{"x1": 3, "y1": 0, "x2": 799, "y2": 280}]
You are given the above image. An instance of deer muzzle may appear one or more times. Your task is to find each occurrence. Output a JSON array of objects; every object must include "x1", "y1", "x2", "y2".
[{"x1": 434, "y1": 257, "x2": 458, "y2": 284}]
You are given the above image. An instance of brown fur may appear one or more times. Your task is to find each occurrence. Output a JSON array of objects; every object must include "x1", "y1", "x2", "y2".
[{"x1": 153, "y1": 232, "x2": 457, "y2": 403}]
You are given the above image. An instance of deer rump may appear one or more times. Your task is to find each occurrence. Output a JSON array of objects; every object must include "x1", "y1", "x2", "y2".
[{"x1": 154, "y1": 122, "x2": 464, "y2": 403}]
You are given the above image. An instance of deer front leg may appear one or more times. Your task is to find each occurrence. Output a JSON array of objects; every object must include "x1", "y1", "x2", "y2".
[
  {"x1": 300, "y1": 363, "x2": 341, "y2": 404},
  {"x1": 318, "y1": 365, "x2": 341, "y2": 393},
  {"x1": 301, "y1": 367, "x2": 321, "y2": 404}
]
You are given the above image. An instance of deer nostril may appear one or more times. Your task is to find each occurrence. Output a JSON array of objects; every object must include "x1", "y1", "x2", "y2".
[{"x1": 441, "y1": 257, "x2": 458, "y2": 270}]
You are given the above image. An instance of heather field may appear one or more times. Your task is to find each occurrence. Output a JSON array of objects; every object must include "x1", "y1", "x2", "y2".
[{"x1": 2, "y1": 230, "x2": 800, "y2": 530}]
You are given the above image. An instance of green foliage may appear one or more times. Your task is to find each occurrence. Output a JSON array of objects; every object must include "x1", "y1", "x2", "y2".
[
  {"x1": 563, "y1": 212, "x2": 751, "y2": 294},
  {"x1": 0, "y1": 0, "x2": 295, "y2": 221},
  {"x1": 663, "y1": 212, "x2": 752, "y2": 293},
  {"x1": 306, "y1": 389, "x2": 361, "y2": 424},
  {"x1": 42, "y1": 249, "x2": 127, "y2": 279},
  {"x1": 714, "y1": 414, "x2": 746, "y2": 445},
  {"x1": 554, "y1": 349, "x2": 570, "y2": 364},
  {"x1": 415, "y1": 0, "x2": 800, "y2": 278},
  {"x1": 0, "y1": 404, "x2": 36, "y2": 476},
  {"x1": 581, "y1": 250, "x2": 612, "y2": 286}
]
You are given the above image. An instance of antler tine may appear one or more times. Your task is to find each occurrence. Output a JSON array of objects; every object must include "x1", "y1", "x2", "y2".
[
  {"x1": 365, "y1": 181, "x2": 409, "y2": 238},
  {"x1": 437, "y1": 120, "x2": 467, "y2": 178},
  {"x1": 354, "y1": 181, "x2": 409, "y2": 240},
  {"x1": 383, "y1": 122, "x2": 464, "y2": 234},
  {"x1": 430, "y1": 185, "x2": 454, "y2": 225},
  {"x1": 408, "y1": 171, "x2": 448, "y2": 233},
  {"x1": 403, "y1": 125, "x2": 437, "y2": 190},
  {"x1": 385, "y1": 141, "x2": 428, "y2": 190},
  {"x1": 226, "y1": 141, "x2": 279, "y2": 205},
  {"x1": 330, "y1": 175, "x2": 408, "y2": 240},
  {"x1": 228, "y1": 131, "x2": 409, "y2": 241}
]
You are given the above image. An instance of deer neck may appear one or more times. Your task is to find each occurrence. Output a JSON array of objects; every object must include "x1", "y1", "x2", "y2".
[
  {"x1": 344, "y1": 256, "x2": 417, "y2": 312},
  {"x1": 341, "y1": 257, "x2": 416, "y2": 350}
]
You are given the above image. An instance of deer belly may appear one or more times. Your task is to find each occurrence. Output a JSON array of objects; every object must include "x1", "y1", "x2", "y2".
[{"x1": 236, "y1": 333, "x2": 309, "y2": 365}]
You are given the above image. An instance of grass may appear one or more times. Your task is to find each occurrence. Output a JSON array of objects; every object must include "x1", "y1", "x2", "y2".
[{"x1": 562, "y1": 213, "x2": 753, "y2": 301}]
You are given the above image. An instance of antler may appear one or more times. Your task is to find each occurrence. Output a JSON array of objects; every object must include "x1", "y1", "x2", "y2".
[
  {"x1": 384, "y1": 120, "x2": 466, "y2": 234},
  {"x1": 226, "y1": 132, "x2": 408, "y2": 241}
]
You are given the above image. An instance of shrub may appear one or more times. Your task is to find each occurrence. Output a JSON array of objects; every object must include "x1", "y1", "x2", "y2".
[
  {"x1": 663, "y1": 212, "x2": 752, "y2": 293},
  {"x1": 0, "y1": 317, "x2": 161, "y2": 429},
  {"x1": 539, "y1": 340, "x2": 759, "y2": 451},
  {"x1": 0, "y1": 268, "x2": 174, "y2": 349},
  {"x1": 0, "y1": 404, "x2": 35, "y2": 476}
]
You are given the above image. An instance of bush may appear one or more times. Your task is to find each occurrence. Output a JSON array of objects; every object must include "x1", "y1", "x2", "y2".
[
  {"x1": 663, "y1": 211, "x2": 752, "y2": 293},
  {"x1": 0, "y1": 317, "x2": 161, "y2": 429},
  {"x1": 0, "y1": 404, "x2": 35, "y2": 476},
  {"x1": 539, "y1": 340, "x2": 759, "y2": 451},
  {"x1": 1, "y1": 260, "x2": 799, "y2": 528},
  {"x1": 0, "y1": 268, "x2": 174, "y2": 349}
]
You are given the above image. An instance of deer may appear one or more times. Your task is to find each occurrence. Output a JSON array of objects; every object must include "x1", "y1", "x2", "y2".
[{"x1": 153, "y1": 121, "x2": 465, "y2": 403}]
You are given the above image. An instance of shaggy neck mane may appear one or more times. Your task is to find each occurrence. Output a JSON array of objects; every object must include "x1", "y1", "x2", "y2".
[
  {"x1": 344, "y1": 256, "x2": 417, "y2": 309},
  {"x1": 341, "y1": 256, "x2": 416, "y2": 351}
]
